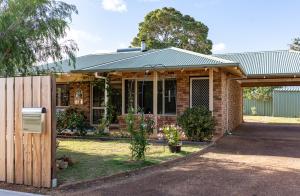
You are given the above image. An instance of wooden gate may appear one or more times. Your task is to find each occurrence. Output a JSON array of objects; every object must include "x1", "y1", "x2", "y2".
[{"x1": 0, "y1": 76, "x2": 56, "y2": 188}]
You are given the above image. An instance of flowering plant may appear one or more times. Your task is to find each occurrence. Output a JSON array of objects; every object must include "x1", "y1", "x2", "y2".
[{"x1": 162, "y1": 125, "x2": 181, "y2": 146}]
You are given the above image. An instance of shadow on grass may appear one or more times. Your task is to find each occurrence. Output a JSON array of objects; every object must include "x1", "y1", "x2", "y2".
[{"x1": 56, "y1": 141, "x2": 200, "y2": 185}]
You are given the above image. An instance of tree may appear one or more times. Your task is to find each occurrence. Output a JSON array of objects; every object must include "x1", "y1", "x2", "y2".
[
  {"x1": 243, "y1": 87, "x2": 276, "y2": 101},
  {"x1": 0, "y1": 0, "x2": 78, "y2": 77},
  {"x1": 290, "y1": 38, "x2": 300, "y2": 51},
  {"x1": 131, "y1": 7, "x2": 212, "y2": 54}
]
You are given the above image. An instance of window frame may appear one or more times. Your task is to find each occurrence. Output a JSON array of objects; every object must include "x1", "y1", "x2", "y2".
[
  {"x1": 122, "y1": 77, "x2": 177, "y2": 116},
  {"x1": 56, "y1": 83, "x2": 70, "y2": 108},
  {"x1": 158, "y1": 78, "x2": 177, "y2": 115},
  {"x1": 90, "y1": 83, "x2": 106, "y2": 126}
]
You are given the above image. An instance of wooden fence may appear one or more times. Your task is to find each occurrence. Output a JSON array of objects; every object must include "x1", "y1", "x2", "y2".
[{"x1": 0, "y1": 76, "x2": 56, "y2": 188}]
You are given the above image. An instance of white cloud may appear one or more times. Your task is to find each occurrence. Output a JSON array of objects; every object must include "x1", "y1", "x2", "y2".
[
  {"x1": 65, "y1": 29, "x2": 102, "y2": 43},
  {"x1": 212, "y1": 43, "x2": 226, "y2": 53},
  {"x1": 63, "y1": 28, "x2": 103, "y2": 56},
  {"x1": 101, "y1": 0, "x2": 127, "y2": 12}
]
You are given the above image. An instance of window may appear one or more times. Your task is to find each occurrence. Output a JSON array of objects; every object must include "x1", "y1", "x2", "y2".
[
  {"x1": 123, "y1": 78, "x2": 177, "y2": 115},
  {"x1": 125, "y1": 80, "x2": 135, "y2": 113},
  {"x1": 158, "y1": 79, "x2": 177, "y2": 115},
  {"x1": 56, "y1": 84, "x2": 69, "y2": 107},
  {"x1": 92, "y1": 85, "x2": 105, "y2": 124},
  {"x1": 137, "y1": 81, "x2": 153, "y2": 114}
]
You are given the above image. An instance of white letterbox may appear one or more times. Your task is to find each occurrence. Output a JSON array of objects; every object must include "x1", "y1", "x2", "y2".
[{"x1": 22, "y1": 107, "x2": 46, "y2": 133}]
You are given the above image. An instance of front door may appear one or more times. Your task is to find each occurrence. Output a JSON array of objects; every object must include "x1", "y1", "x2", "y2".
[{"x1": 190, "y1": 77, "x2": 209, "y2": 109}]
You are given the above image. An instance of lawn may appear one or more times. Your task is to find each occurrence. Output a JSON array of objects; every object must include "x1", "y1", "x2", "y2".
[
  {"x1": 244, "y1": 115, "x2": 300, "y2": 124},
  {"x1": 56, "y1": 139, "x2": 204, "y2": 184}
]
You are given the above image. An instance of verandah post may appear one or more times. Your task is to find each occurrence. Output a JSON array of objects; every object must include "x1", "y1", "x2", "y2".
[{"x1": 153, "y1": 71, "x2": 158, "y2": 136}]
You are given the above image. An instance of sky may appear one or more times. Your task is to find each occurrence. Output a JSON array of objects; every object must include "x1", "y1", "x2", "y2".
[{"x1": 63, "y1": 0, "x2": 300, "y2": 56}]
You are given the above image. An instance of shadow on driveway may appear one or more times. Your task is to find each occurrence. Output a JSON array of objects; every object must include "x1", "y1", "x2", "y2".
[{"x1": 59, "y1": 123, "x2": 300, "y2": 196}]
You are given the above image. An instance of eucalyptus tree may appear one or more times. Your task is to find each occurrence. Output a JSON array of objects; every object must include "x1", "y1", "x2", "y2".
[
  {"x1": 0, "y1": 0, "x2": 78, "y2": 77},
  {"x1": 131, "y1": 7, "x2": 212, "y2": 54}
]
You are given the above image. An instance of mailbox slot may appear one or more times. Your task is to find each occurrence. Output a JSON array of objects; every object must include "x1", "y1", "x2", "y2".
[{"x1": 22, "y1": 108, "x2": 46, "y2": 133}]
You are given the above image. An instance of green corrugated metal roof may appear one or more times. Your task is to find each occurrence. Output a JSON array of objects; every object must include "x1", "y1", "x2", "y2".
[
  {"x1": 214, "y1": 50, "x2": 300, "y2": 76},
  {"x1": 274, "y1": 86, "x2": 300, "y2": 92},
  {"x1": 78, "y1": 47, "x2": 238, "y2": 72},
  {"x1": 44, "y1": 50, "x2": 146, "y2": 72},
  {"x1": 44, "y1": 48, "x2": 300, "y2": 76}
]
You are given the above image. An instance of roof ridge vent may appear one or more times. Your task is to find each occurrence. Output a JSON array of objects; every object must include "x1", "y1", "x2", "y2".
[{"x1": 116, "y1": 48, "x2": 141, "y2": 53}]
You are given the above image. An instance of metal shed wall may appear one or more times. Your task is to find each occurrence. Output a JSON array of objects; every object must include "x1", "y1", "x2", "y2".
[
  {"x1": 243, "y1": 99, "x2": 273, "y2": 116},
  {"x1": 273, "y1": 91, "x2": 300, "y2": 117}
]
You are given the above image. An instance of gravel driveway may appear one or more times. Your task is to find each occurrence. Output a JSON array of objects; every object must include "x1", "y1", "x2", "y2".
[{"x1": 62, "y1": 123, "x2": 300, "y2": 196}]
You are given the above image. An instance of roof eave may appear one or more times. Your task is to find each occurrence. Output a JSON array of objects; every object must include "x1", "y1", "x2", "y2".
[{"x1": 71, "y1": 63, "x2": 242, "y2": 74}]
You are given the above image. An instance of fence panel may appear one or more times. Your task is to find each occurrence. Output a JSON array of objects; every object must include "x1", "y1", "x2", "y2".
[
  {"x1": 243, "y1": 99, "x2": 273, "y2": 116},
  {"x1": 0, "y1": 78, "x2": 6, "y2": 181},
  {"x1": 0, "y1": 76, "x2": 56, "y2": 188}
]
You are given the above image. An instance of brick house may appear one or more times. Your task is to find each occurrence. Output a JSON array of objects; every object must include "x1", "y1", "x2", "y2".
[{"x1": 54, "y1": 45, "x2": 300, "y2": 138}]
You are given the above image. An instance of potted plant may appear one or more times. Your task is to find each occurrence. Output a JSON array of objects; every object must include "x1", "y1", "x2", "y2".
[{"x1": 162, "y1": 125, "x2": 182, "y2": 153}]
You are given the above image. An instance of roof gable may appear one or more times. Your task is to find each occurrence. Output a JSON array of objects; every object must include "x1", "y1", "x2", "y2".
[{"x1": 79, "y1": 47, "x2": 238, "y2": 72}]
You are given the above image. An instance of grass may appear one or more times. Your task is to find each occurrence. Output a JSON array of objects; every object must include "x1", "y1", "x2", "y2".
[
  {"x1": 244, "y1": 115, "x2": 300, "y2": 124},
  {"x1": 56, "y1": 139, "x2": 204, "y2": 184}
]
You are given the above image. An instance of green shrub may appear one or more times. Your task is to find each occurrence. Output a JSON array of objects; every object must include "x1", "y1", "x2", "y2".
[
  {"x1": 144, "y1": 114, "x2": 155, "y2": 135},
  {"x1": 177, "y1": 106, "x2": 215, "y2": 141},
  {"x1": 56, "y1": 111, "x2": 67, "y2": 135},
  {"x1": 56, "y1": 107, "x2": 90, "y2": 136},
  {"x1": 162, "y1": 125, "x2": 180, "y2": 146},
  {"x1": 126, "y1": 108, "x2": 149, "y2": 160}
]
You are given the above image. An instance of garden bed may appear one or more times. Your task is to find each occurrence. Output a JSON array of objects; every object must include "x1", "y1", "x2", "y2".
[{"x1": 56, "y1": 139, "x2": 205, "y2": 184}]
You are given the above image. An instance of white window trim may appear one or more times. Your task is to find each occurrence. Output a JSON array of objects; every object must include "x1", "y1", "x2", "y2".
[
  {"x1": 189, "y1": 77, "x2": 210, "y2": 109},
  {"x1": 90, "y1": 83, "x2": 106, "y2": 126},
  {"x1": 121, "y1": 77, "x2": 177, "y2": 115}
]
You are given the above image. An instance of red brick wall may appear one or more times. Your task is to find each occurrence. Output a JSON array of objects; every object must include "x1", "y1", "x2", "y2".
[
  {"x1": 56, "y1": 69, "x2": 244, "y2": 138},
  {"x1": 59, "y1": 82, "x2": 91, "y2": 123},
  {"x1": 227, "y1": 78, "x2": 243, "y2": 131}
]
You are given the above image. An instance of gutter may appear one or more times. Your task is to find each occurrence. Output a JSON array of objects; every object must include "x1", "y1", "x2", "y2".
[{"x1": 72, "y1": 63, "x2": 242, "y2": 74}]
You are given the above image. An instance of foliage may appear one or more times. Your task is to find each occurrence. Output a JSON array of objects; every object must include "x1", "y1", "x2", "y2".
[
  {"x1": 162, "y1": 125, "x2": 180, "y2": 146},
  {"x1": 56, "y1": 107, "x2": 89, "y2": 136},
  {"x1": 96, "y1": 118, "x2": 108, "y2": 136},
  {"x1": 126, "y1": 107, "x2": 149, "y2": 160},
  {"x1": 290, "y1": 38, "x2": 300, "y2": 51},
  {"x1": 177, "y1": 106, "x2": 215, "y2": 141},
  {"x1": 92, "y1": 78, "x2": 115, "y2": 125},
  {"x1": 131, "y1": 7, "x2": 212, "y2": 54},
  {"x1": 251, "y1": 106, "x2": 257, "y2": 115},
  {"x1": 243, "y1": 87, "x2": 275, "y2": 101},
  {"x1": 0, "y1": 0, "x2": 78, "y2": 77},
  {"x1": 144, "y1": 114, "x2": 155, "y2": 135},
  {"x1": 56, "y1": 111, "x2": 66, "y2": 134}
]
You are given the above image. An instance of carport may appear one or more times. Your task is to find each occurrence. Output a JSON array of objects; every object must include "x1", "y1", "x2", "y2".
[{"x1": 215, "y1": 50, "x2": 300, "y2": 131}]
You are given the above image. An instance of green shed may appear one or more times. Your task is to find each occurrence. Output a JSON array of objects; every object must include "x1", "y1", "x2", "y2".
[{"x1": 273, "y1": 86, "x2": 300, "y2": 118}]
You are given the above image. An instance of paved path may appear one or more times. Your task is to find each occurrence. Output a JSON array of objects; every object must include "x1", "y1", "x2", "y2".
[{"x1": 64, "y1": 123, "x2": 300, "y2": 196}]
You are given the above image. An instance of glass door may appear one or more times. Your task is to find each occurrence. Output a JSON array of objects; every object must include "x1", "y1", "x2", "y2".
[{"x1": 92, "y1": 84, "x2": 106, "y2": 125}]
